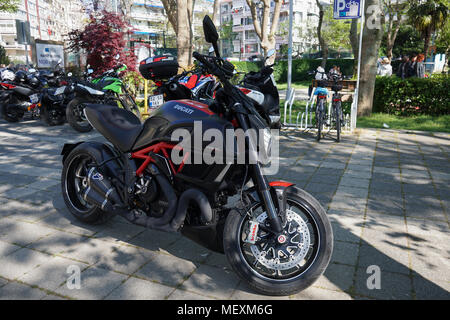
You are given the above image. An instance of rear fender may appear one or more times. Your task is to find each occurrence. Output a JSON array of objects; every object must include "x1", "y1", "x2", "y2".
[{"x1": 61, "y1": 141, "x2": 124, "y2": 181}]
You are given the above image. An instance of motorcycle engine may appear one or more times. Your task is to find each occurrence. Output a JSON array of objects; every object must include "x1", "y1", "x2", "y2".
[{"x1": 133, "y1": 175, "x2": 165, "y2": 217}]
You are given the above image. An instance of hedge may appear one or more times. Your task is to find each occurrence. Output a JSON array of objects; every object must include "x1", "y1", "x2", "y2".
[
  {"x1": 232, "y1": 58, "x2": 355, "y2": 83},
  {"x1": 373, "y1": 75, "x2": 450, "y2": 116}
]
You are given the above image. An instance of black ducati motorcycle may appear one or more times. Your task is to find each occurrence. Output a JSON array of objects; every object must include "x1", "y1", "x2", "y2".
[{"x1": 60, "y1": 16, "x2": 333, "y2": 296}]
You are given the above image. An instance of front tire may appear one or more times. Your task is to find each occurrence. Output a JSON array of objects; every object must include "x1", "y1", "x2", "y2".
[{"x1": 223, "y1": 187, "x2": 333, "y2": 296}]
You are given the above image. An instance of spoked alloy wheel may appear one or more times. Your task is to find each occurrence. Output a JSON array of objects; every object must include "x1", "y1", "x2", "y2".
[
  {"x1": 61, "y1": 145, "x2": 111, "y2": 224},
  {"x1": 63, "y1": 153, "x2": 93, "y2": 215},
  {"x1": 224, "y1": 187, "x2": 333, "y2": 296},
  {"x1": 241, "y1": 202, "x2": 318, "y2": 280}
]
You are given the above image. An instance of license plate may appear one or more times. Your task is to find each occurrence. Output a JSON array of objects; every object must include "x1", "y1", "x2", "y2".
[
  {"x1": 30, "y1": 94, "x2": 39, "y2": 104},
  {"x1": 148, "y1": 94, "x2": 164, "y2": 108},
  {"x1": 54, "y1": 86, "x2": 66, "y2": 95}
]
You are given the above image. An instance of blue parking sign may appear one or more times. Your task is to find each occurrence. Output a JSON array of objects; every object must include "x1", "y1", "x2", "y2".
[{"x1": 333, "y1": 0, "x2": 361, "y2": 19}]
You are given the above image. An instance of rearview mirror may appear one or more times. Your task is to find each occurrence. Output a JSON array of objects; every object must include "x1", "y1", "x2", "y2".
[
  {"x1": 203, "y1": 15, "x2": 219, "y2": 44},
  {"x1": 203, "y1": 15, "x2": 220, "y2": 58}
]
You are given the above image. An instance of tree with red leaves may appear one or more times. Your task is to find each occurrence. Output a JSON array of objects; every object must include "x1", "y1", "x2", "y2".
[{"x1": 68, "y1": 10, "x2": 137, "y2": 76}]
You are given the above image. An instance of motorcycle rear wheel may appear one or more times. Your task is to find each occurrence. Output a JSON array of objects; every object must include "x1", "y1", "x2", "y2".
[
  {"x1": 61, "y1": 143, "x2": 112, "y2": 224},
  {"x1": 223, "y1": 187, "x2": 333, "y2": 296},
  {"x1": 3, "y1": 105, "x2": 23, "y2": 122},
  {"x1": 66, "y1": 98, "x2": 93, "y2": 132}
]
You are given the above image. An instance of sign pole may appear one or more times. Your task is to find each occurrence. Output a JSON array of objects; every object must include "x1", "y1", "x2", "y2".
[{"x1": 352, "y1": 0, "x2": 364, "y2": 131}]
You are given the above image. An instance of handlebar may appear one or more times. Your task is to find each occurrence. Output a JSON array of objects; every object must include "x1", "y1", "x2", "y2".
[{"x1": 193, "y1": 52, "x2": 216, "y2": 74}]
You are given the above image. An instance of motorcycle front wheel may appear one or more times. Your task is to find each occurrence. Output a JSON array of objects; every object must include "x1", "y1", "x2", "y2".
[{"x1": 223, "y1": 187, "x2": 333, "y2": 296}]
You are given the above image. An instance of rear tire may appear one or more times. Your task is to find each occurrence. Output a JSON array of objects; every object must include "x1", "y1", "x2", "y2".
[
  {"x1": 42, "y1": 105, "x2": 65, "y2": 126},
  {"x1": 66, "y1": 98, "x2": 93, "y2": 132},
  {"x1": 61, "y1": 143, "x2": 113, "y2": 224},
  {"x1": 3, "y1": 105, "x2": 22, "y2": 122},
  {"x1": 223, "y1": 187, "x2": 333, "y2": 296}
]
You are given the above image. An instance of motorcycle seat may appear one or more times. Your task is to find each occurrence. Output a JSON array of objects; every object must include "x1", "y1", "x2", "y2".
[
  {"x1": 76, "y1": 80, "x2": 103, "y2": 90},
  {"x1": 84, "y1": 104, "x2": 142, "y2": 152}
]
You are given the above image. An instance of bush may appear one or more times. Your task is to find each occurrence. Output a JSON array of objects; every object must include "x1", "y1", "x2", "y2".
[
  {"x1": 373, "y1": 75, "x2": 450, "y2": 116},
  {"x1": 232, "y1": 58, "x2": 355, "y2": 83}
]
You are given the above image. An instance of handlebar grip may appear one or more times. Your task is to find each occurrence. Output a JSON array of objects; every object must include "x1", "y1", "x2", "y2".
[{"x1": 193, "y1": 52, "x2": 214, "y2": 70}]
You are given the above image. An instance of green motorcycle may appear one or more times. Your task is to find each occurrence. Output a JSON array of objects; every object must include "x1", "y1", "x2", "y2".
[{"x1": 66, "y1": 64, "x2": 141, "y2": 132}]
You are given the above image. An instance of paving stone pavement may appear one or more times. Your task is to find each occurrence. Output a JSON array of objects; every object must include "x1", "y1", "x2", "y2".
[{"x1": 0, "y1": 119, "x2": 449, "y2": 300}]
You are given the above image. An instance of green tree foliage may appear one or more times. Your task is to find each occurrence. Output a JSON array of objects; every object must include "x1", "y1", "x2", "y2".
[
  {"x1": 408, "y1": 0, "x2": 449, "y2": 57},
  {"x1": 0, "y1": 0, "x2": 19, "y2": 13},
  {"x1": 0, "y1": 44, "x2": 10, "y2": 65},
  {"x1": 381, "y1": 25, "x2": 424, "y2": 58},
  {"x1": 322, "y1": 5, "x2": 352, "y2": 53}
]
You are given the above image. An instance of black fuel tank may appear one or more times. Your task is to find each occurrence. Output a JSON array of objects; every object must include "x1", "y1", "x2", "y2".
[
  {"x1": 133, "y1": 99, "x2": 236, "y2": 192},
  {"x1": 133, "y1": 99, "x2": 232, "y2": 150}
]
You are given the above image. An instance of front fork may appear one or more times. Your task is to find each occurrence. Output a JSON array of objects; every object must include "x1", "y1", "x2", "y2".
[{"x1": 235, "y1": 111, "x2": 283, "y2": 234}]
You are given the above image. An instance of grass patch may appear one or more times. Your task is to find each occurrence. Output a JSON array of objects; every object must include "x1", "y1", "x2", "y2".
[
  {"x1": 277, "y1": 81, "x2": 311, "y2": 91},
  {"x1": 279, "y1": 100, "x2": 308, "y2": 123},
  {"x1": 357, "y1": 113, "x2": 450, "y2": 133}
]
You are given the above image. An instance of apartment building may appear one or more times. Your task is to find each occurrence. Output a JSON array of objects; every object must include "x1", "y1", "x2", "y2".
[
  {"x1": 219, "y1": 0, "x2": 320, "y2": 59},
  {"x1": 0, "y1": 0, "x2": 85, "y2": 63},
  {"x1": 127, "y1": 0, "x2": 215, "y2": 60}
]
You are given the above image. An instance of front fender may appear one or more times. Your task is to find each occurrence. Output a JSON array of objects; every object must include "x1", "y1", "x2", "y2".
[{"x1": 243, "y1": 180, "x2": 295, "y2": 216}]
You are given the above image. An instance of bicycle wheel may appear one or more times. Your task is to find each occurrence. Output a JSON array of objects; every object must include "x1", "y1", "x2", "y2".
[
  {"x1": 335, "y1": 102, "x2": 341, "y2": 143},
  {"x1": 316, "y1": 100, "x2": 324, "y2": 142}
]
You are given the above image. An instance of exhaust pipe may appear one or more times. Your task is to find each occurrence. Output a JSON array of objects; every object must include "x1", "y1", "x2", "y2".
[
  {"x1": 84, "y1": 166, "x2": 212, "y2": 233},
  {"x1": 119, "y1": 165, "x2": 178, "y2": 229},
  {"x1": 170, "y1": 189, "x2": 213, "y2": 231},
  {"x1": 83, "y1": 167, "x2": 123, "y2": 212}
]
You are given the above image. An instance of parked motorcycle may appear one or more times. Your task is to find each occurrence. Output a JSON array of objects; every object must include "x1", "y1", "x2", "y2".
[
  {"x1": 65, "y1": 63, "x2": 141, "y2": 132},
  {"x1": 144, "y1": 50, "x2": 281, "y2": 129},
  {"x1": 60, "y1": 16, "x2": 333, "y2": 296},
  {"x1": 236, "y1": 52, "x2": 281, "y2": 129},
  {"x1": 0, "y1": 70, "x2": 42, "y2": 122}
]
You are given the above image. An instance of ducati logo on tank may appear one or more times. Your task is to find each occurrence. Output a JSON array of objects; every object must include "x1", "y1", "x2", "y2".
[{"x1": 173, "y1": 104, "x2": 194, "y2": 115}]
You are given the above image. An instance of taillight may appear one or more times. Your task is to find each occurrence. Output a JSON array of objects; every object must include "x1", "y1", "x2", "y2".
[
  {"x1": 0, "y1": 83, "x2": 16, "y2": 89},
  {"x1": 239, "y1": 88, "x2": 251, "y2": 95}
]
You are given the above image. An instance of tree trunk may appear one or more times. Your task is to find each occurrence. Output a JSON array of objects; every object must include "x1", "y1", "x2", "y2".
[
  {"x1": 357, "y1": 0, "x2": 384, "y2": 117},
  {"x1": 177, "y1": 0, "x2": 191, "y2": 68},
  {"x1": 423, "y1": 27, "x2": 432, "y2": 59},
  {"x1": 246, "y1": 0, "x2": 281, "y2": 65},
  {"x1": 212, "y1": 0, "x2": 220, "y2": 26},
  {"x1": 316, "y1": 0, "x2": 327, "y2": 68}
]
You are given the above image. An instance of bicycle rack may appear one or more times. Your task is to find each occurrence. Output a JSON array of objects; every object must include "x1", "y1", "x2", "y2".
[{"x1": 283, "y1": 86, "x2": 353, "y2": 133}]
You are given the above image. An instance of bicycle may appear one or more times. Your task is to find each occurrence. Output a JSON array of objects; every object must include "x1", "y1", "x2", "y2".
[
  {"x1": 329, "y1": 74, "x2": 345, "y2": 142},
  {"x1": 313, "y1": 81, "x2": 329, "y2": 142}
]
